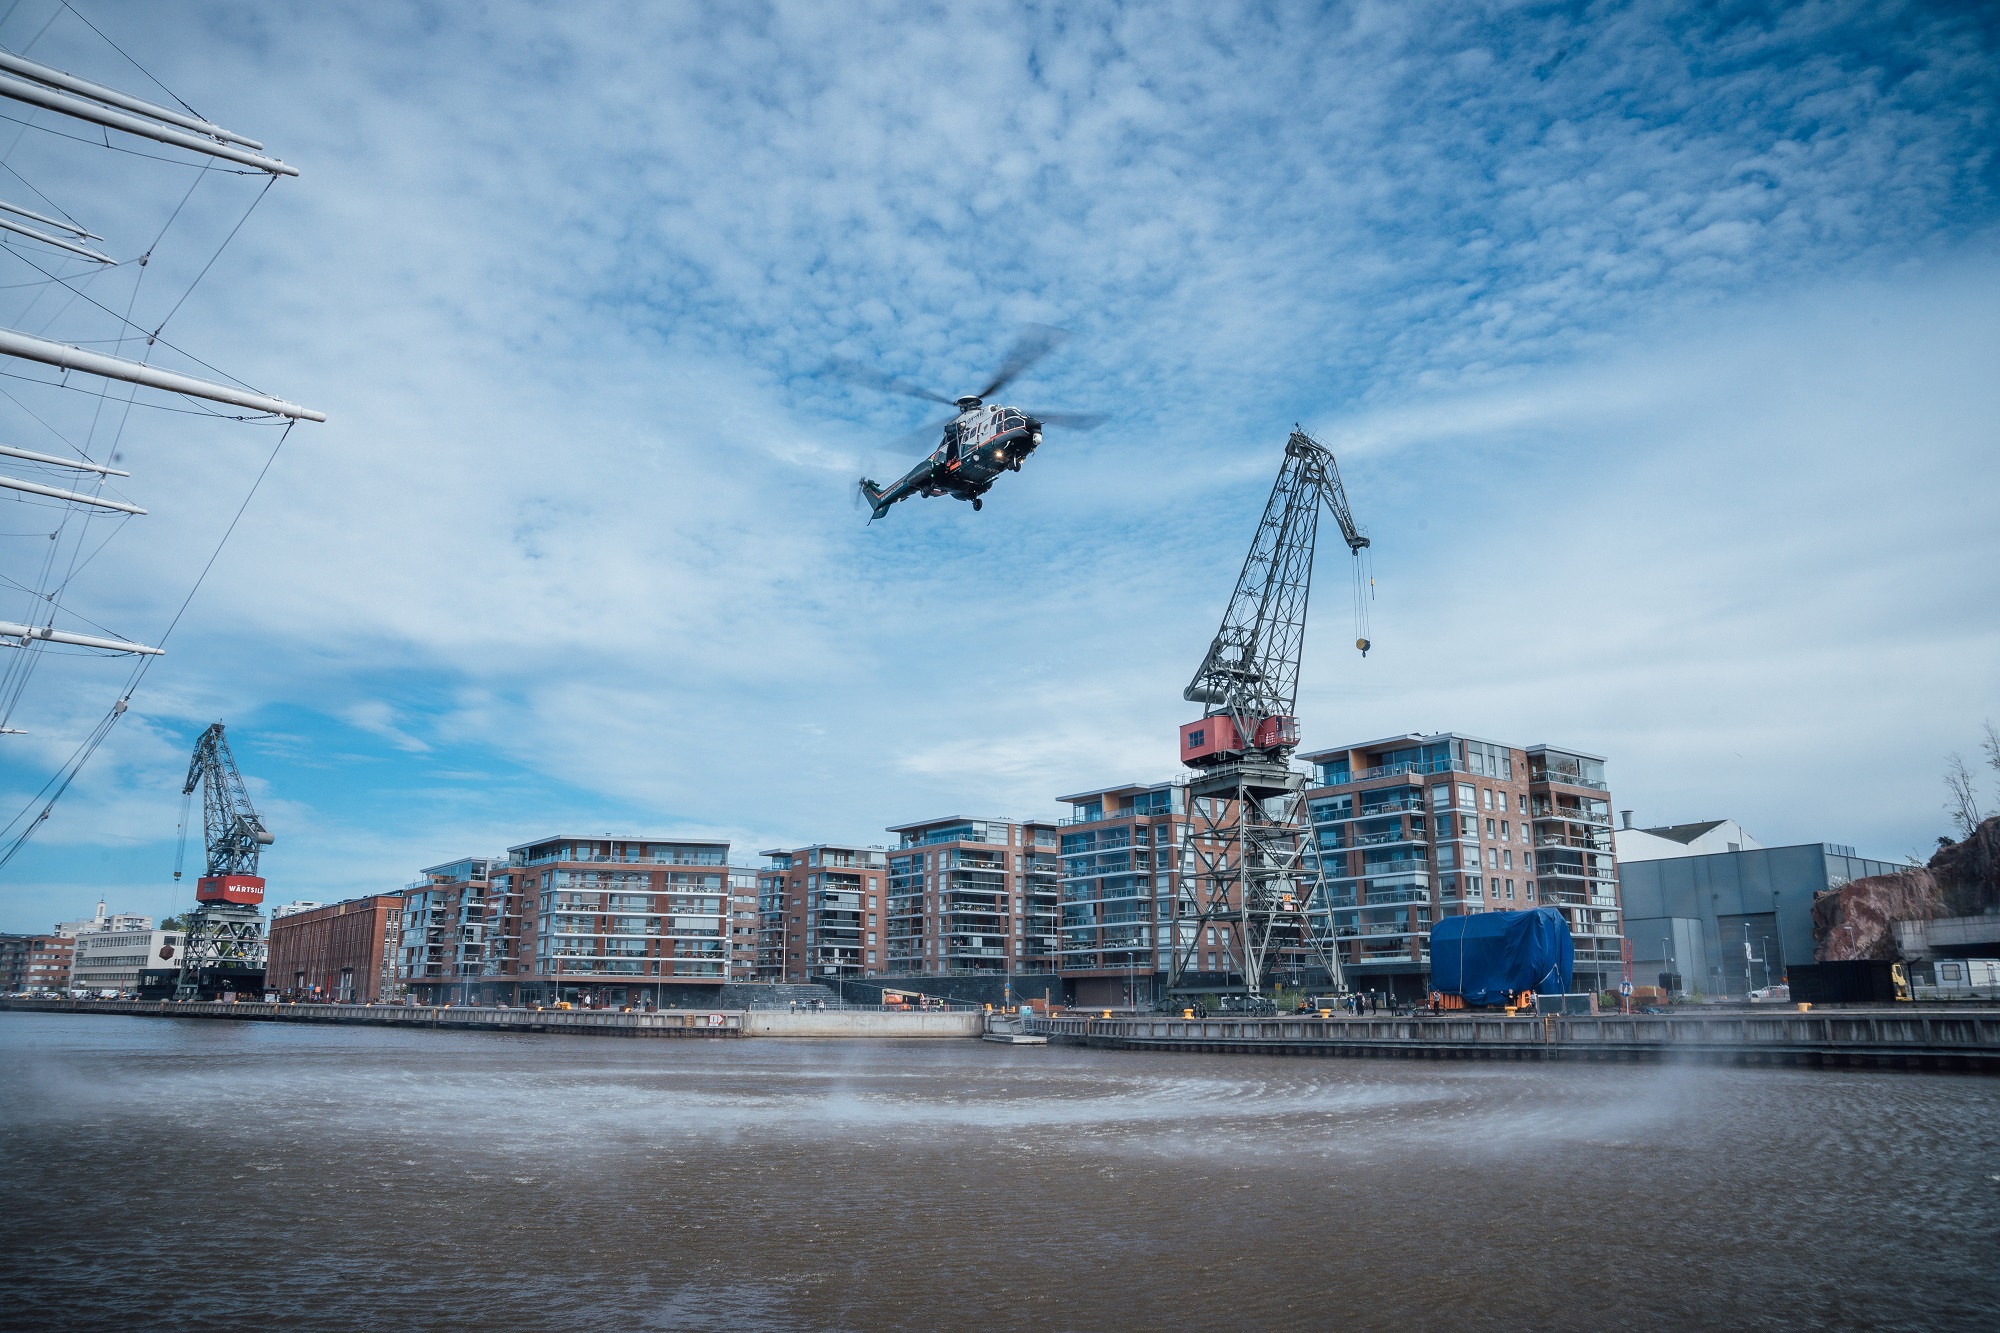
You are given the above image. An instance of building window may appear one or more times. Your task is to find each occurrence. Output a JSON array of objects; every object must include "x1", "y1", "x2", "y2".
[
  {"x1": 1481, "y1": 789, "x2": 1493, "y2": 810},
  {"x1": 1457, "y1": 784, "x2": 1474, "y2": 807}
]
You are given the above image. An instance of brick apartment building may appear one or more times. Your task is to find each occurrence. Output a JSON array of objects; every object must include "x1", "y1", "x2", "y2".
[
  {"x1": 0, "y1": 933, "x2": 74, "y2": 993},
  {"x1": 510, "y1": 834, "x2": 741, "y2": 1005},
  {"x1": 883, "y1": 816, "x2": 1061, "y2": 984},
  {"x1": 759, "y1": 844, "x2": 888, "y2": 983},
  {"x1": 728, "y1": 868, "x2": 758, "y2": 983},
  {"x1": 266, "y1": 895, "x2": 405, "y2": 1002},
  {"x1": 1300, "y1": 732, "x2": 1627, "y2": 999}
]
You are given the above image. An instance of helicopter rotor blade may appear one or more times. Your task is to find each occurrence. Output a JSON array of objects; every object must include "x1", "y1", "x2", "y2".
[
  {"x1": 889, "y1": 414, "x2": 955, "y2": 454},
  {"x1": 1027, "y1": 410, "x2": 1107, "y2": 431},
  {"x1": 825, "y1": 357, "x2": 957, "y2": 406},
  {"x1": 975, "y1": 324, "x2": 1071, "y2": 402}
]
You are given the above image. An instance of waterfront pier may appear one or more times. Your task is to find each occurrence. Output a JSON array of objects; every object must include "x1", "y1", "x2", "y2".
[
  {"x1": 0, "y1": 998, "x2": 984, "y2": 1039},
  {"x1": 1022, "y1": 1008, "x2": 2000, "y2": 1070}
]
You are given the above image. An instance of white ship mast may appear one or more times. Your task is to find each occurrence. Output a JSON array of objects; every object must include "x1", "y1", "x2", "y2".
[{"x1": 0, "y1": 16, "x2": 320, "y2": 861}]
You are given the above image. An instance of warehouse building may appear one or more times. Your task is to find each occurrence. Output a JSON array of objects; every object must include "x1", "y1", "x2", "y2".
[
  {"x1": 1615, "y1": 830, "x2": 1899, "y2": 996},
  {"x1": 266, "y1": 895, "x2": 405, "y2": 1002}
]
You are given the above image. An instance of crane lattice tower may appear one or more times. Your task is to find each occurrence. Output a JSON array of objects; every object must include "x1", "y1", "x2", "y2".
[
  {"x1": 174, "y1": 723, "x2": 275, "y2": 999},
  {"x1": 1169, "y1": 429, "x2": 1370, "y2": 1002}
]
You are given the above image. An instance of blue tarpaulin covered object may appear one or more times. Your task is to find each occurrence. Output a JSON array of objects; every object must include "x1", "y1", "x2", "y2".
[{"x1": 1429, "y1": 907, "x2": 1574, "y2": 1003}]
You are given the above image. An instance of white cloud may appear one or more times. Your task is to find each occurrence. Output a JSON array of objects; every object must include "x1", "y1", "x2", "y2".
[{"x1": 1, "y1": 0, "x2": 1996, "y2": 923}]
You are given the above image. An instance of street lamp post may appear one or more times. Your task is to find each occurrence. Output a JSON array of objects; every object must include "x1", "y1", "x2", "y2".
[{"x1": 1771, "y1": 889, "x2": 1787, "y2": 986}]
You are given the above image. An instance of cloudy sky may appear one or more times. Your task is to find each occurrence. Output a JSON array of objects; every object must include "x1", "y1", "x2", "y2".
[{"x1": 1, "y1": 0, "x2": 1995, "y2": 931}]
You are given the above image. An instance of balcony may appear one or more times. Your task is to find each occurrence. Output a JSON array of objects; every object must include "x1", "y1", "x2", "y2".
[
  {"x1": 1534, "y1": 806, "x2": 1611, "y2": 826},
  {"x1": 1531, "y1": 770, "x2": 1609, "y2": 792},
  {"x1": 1361, "y1": 885, "x2": 1431, "y2": 906},
  {"x1": 1355, "y1": 867, "x2": 1431, "y2": 889},
  {"x1": 1357, "y1": 940, "x2": 1416, "y2": 960}
]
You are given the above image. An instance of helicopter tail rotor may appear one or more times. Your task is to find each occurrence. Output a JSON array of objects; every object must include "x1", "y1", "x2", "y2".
[{"x1": 856, "y1": 478, "x2": 888, "y2": 522}]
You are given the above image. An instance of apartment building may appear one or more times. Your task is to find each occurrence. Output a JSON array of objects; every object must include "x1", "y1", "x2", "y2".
[
  {"x1": 266, "y1": 895, "x2": 405, "y2": 1002},
  {"x1": 1525, "y1": 745, "x2": 1628, "y2": 991},
  {"x1": 1055, "y1": 782, "x2": 1187, "y2": 1008},
  {"x1": 882, "y1": 816, "x2": 1060, "y2": 981},
  {"x1": 399, "y1": 857, "x2": 509, "y2": 1004},
  {"x1": 759, "y1": 844, "x2": 888, "y2": 983},
  {"x1": 511, "y1": 834, "x2": 736, "y2": 1005},
  {"x1": 728, "y1": 868, "x2": 758, "y2": 983},
  {"x1": 0, "y1": 933, "x2": 73, "y2": 993},
  {"x1": 1300, "y1": 733, "x2": 1628, "y2": 999}
]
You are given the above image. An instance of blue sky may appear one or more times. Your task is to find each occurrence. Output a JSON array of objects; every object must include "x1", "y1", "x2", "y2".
[{"x1": 2, "y1": 0, "x2": 1996, "y2": 932}]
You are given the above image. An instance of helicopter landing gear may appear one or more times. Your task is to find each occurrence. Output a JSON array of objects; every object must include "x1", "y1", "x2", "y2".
[{"x1": 972, "y1": 497, "x2": 983, "y2": 511}]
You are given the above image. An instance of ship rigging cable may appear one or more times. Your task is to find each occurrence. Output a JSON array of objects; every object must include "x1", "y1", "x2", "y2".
[
  {"x1": 0, "y1": 4, "x2": 319, "y2": 868},
  {"x1": 0, "y1": 419, "x2": 293, "y2": 869}
]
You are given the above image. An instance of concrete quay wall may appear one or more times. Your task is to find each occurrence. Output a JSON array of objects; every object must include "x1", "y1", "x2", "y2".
[
  {"x1": 0, "y1": 998, "x2": 978, "y2": 1039},
  {"x1": 745, "y1": 1009, "x2": 982, "y2": 1038},
  {"x1": 1025, "y1": 1010, "x2": 2000, "y2": 1071}
]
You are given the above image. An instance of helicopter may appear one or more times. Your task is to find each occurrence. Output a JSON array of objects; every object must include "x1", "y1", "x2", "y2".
[{"x1": 837, "y1": 326, "x2": 1104, "y2": 522}]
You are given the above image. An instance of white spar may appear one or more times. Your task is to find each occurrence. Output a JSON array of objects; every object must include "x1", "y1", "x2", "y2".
[
  {"x1": 0, "y1": 72, "x2": 296, "y2": 176},
  {"x1": 0, "y1": 327, "x2": 326, "y2": 422},
  {"x1": 0, "y1": 198, "x2": 100, "y2": 239},
  {"x1": 0, "y1": 213, "x2": 112, "y2": 263},
  {"x1": 0, "y1": 619, "x2": 162, "y2": 655},
  {"x1": 0, "y1": 49, "x2": 265, "y2": 147},
  {"x1": 0, "y1": 443, "x2": 127, "y2": 475},
  {"x1": 0, "y1": 472, "x2": 144, "y2": 514}
]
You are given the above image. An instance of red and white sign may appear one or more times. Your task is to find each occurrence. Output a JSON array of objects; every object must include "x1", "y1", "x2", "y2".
[{"x1": 195, "y1": 874, "x2": 265, "y2": 905}]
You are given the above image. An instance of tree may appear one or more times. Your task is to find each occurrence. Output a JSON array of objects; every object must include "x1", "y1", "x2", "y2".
[
  {"x1": 1944, "y1": 753, "x2": 1982, "y2": 840},
  {"x1": 1984, "y1": 719, "x2": 2000, "y2": 791},
  {"x1": 160, "y1": 914, "x2": 187, "y2": 933}
]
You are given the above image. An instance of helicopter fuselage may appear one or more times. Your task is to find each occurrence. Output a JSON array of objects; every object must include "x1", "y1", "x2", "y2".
[{"x1": 862, "y1": 404, "x2": 1042, "y2": 520}]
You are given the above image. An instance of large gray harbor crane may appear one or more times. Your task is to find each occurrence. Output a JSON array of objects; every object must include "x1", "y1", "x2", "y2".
[
  {"x1": 172, "y1": 723, "x2": 274, "y2": 999},
  {"x1": 1169, "y1": 428, "x2": 1371, "y2": 1004}
]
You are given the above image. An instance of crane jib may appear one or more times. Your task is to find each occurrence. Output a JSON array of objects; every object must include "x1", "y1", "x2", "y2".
[
  {"x1": 184, "y1": 722, "x2": 274, "y2": 901},
  {"x1": 1181, "y1": 428, "x2": 1369, "y2": 746}
]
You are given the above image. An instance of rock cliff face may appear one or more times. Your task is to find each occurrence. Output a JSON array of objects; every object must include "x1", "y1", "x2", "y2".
[{"x1": 1812, "y1": 816, "x2": 2000, "y2": 961}]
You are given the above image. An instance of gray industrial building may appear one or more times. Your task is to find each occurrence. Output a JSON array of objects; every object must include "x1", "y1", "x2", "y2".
[{"x1": 1618, "y1": 840, "x2": 1900, "y2": 996}]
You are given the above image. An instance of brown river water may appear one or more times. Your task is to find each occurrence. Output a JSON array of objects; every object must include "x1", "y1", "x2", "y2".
[{"x1": 1, "y1": 1013, "x2": 1996, "y2": 1332}]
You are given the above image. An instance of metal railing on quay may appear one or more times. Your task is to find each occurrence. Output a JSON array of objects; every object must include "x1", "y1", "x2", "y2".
[{"x1": 745, "y1": 999, "x2": 986, "y2": 1012}]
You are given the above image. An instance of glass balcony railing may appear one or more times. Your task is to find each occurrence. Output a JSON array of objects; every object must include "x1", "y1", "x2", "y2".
[{"x1": 1531, "y1": 770, "x2": 1609, "y2": 791}]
